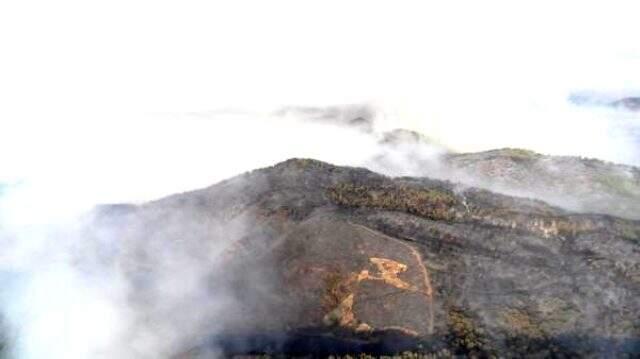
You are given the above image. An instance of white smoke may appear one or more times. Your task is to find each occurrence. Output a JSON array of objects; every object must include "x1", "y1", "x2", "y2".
[{"x1": 0, "y1": 0, "x2": 639, "y2": 357}]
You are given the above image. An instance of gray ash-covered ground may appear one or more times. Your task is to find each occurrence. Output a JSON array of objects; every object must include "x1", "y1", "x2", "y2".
[{"x1": 79, "y1": 159, "x2": 640, "y2": 357}]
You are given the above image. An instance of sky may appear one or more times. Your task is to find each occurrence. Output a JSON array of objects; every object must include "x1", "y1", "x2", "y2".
[{"x1": 0, "y1": 0, "x2": 639, "y2": 212}]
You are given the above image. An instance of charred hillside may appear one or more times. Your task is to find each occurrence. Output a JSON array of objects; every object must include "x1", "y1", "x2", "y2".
[
  {"x1": 372, "y1": 127, "x2": 640, "y2": 221},
  {"x1": 87, "y1": 159, "x2": 640, "y2": 357},
  {"x1": 443, "y1": 148, "x2": 640, "y2": 220}
]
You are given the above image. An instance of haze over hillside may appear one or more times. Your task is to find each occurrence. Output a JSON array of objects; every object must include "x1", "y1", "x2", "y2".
[
  {"x1": 3, "y1": 158, "x2": 640, "y2": 357},
  {"x1": 0, "y1": 102, "x2": 638, "y2": 358},
  {"x1": 1, "y1": 1, "x2": 640, "y2": 358}
]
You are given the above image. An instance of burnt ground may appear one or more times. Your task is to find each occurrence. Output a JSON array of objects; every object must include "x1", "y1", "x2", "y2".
[{"x1": 74, "y1": 159, "x2": 640, "y2": 357}]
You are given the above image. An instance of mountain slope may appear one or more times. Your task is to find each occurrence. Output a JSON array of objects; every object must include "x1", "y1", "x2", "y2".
[
  {"x1": 444, "y1": 148, "x2": 640, "y2": 220},
  {"x1": 85, "y1": 159, "x2": 640, "y2": 357},
  {"x1": 372, "y1": 131, "x2": 640, "y2": 220}
]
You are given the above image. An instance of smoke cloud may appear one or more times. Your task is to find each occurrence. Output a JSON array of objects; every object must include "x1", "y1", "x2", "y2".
[{"x1": 0, "y1": 0, "x2": 639, "y2": 357}]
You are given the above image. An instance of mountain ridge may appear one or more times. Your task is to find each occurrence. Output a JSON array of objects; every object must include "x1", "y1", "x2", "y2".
[{"x1": 82, "y1": 158, "x2": 640, "y2": 357}]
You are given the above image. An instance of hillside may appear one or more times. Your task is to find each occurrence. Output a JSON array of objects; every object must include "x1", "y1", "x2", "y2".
[
  {"x1": 444, "y1": 148, "x2": 640, "y2": 220},
  {"x1": 82, "y1": 159, "x2": 640, "y2": 357},
  {"x1": 371, "y1": 129, "x2": 640, "y2": 220}
]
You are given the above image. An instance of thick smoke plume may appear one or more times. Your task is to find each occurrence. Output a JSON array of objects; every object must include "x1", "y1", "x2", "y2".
[{"x1": 0, "y1": 1, "x2": 639, "y2": 357}]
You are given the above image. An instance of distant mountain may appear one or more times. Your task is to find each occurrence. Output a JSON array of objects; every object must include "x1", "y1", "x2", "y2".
[
  {"x1": 371, "y1": 130, "x2": 640, "y2": 220},
  {"x1": 611, "y1": 97, "x2": 640, "y2": 112},
  {"x1": 79, "y1": 159, "x2": 639, "y2": 357},
  {"x1": 274, "y1": 104, "x2": 376, "y2": 132},
  {"x1": 443, "y1": 148, "x2": 640, "y2": 220},
  {"x1": 569, "y1": 92, "x2": 640, "y2": 112}
]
